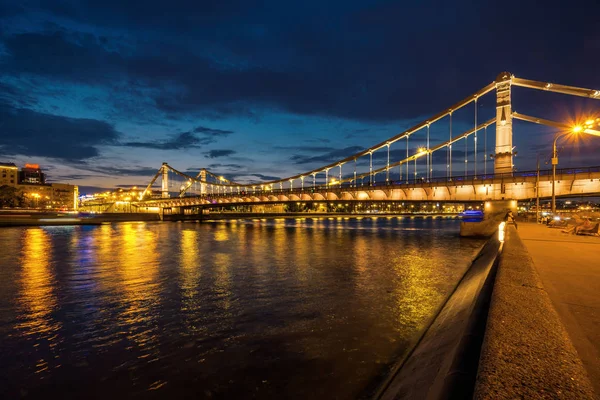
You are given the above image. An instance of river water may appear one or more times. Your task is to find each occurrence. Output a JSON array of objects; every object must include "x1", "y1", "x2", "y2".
[{"x1": 0, "y1": 217, "x2": 484, "y2": 399}]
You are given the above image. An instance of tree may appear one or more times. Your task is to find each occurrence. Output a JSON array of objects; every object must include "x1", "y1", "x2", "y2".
[{"x1": 0, "y1": 185, "x2": 24, "y2": 208}]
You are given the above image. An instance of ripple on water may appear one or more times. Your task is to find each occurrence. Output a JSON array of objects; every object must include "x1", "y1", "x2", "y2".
[{"x1": 0, "y1": 218, "x2": 484, "y2": 399}]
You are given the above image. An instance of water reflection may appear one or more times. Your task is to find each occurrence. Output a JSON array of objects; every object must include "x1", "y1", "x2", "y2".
[
  {"x1": 116, "y1": 224, "x2": 160, "y2": 349},
  {"x1": 17, "y1": 229, "x2": 59, "y2": 337},
  {"x1": 179, "y1": 229, "x2": 202, "y2": 329},
  {"x1": 0, "y1": 218, "x2": 485, "y2": 399},
  {"x1": 16, "y1": 228, "x2": 61, "y2": 375}
]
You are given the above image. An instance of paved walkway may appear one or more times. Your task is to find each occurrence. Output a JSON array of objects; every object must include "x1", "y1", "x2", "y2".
[{"x1": 517, "y1": 222, "x2": 600, "y2": 395}]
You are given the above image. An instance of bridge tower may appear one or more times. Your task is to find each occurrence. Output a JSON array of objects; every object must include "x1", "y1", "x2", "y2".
[
  {"x1": 200, "y1": 169, "x2": 207, "y2": 195},
  {"x1": 494, "y1": 72, "x2": 514, "y2": 174},
  {"x1": 161, "y1": 162, "x2": 169, "y2": 198}
]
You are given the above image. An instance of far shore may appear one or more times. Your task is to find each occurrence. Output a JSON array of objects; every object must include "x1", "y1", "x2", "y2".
[{"x1": 0, "y1": 209, "x2": 462, "y2": 227}]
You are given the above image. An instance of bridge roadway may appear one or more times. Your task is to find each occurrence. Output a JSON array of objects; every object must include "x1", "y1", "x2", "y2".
[{"x1": 136, "y1": 166, "x2": 600, "y2": 209}]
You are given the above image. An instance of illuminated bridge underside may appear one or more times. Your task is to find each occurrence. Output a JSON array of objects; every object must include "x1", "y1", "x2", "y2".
[{"x1": 137, "y1": 169, "x2": 600, "y2": 208}]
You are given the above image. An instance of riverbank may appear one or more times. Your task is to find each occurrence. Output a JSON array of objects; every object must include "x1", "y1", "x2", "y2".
[
  {"x1": 0, "y1": 210, "x2": 460, "y2": 227},
  {"x1": 0, "y1": 211, "x2": 159, "y2": 227}
]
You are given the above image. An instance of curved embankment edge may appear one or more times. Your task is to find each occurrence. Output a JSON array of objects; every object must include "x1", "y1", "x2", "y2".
[
  {"x1": 376, "y1": 225, "x2": 596, "y2": 399},
  {"x1": 375, "y1": 230, "x2": 502, "y2": 399},
  {"x1": 474, "y1": 226, "x2": 595, "y2": 399}
]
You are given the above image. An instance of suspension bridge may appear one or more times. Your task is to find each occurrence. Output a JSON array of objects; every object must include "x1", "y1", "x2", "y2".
[{"x1": 133, "y1": 72, "x2": 600, "y2": 213}]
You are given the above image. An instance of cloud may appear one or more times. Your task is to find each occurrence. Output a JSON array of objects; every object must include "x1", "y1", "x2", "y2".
[
  {"x1": 221, "y1": 172, "x2": 282, "y2": 183},
  {"x1": 273, "y1": 145, "x2": 337, "y2": 153},
  {"x1": 122, "y1": 131, "x2": 213, "y2": 150},
  {"x1": 119, "y1": 124, "x2": 234, "y2": 150},
  {"x1": 0, "y1": 101, "x2": 119, "y2": 161},
  {"x1": 206, "y1": 163, "x2": 244, "y2": 170},
  {"x1": 84, "y1": 166, "x2": 160, "y2": 176},
  {"x1": 290, "y1": 146, "x2": 363, "y2": 165},
  {"x1": 204, "y1": 149, "x2": 236, "y2": 158},
  {"x1": 303, "y1": 137, "x2": 331, "y2": 144},
  {"x1": 1, "y1": 30, "x2": 125, "y2": 85},
  {"x1": 0, "y1": 22, "x2": 508, "y2": 123},
  {"x1": 0, "y1": 81, "x2": 37, "y2": 108},
  {"x1": 193, "y1": 126, "x2": 234, "y2": 136}
]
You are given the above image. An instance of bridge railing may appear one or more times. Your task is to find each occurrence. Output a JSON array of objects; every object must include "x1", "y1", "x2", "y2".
[{"x1": 173, "y1": 166, "x2": 600, "y2": 199}]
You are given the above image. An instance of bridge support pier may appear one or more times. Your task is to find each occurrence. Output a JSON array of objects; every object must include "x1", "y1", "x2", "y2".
[
  {"x1": 161, "y1": 162, "x2": 169, "y2": 198},
  {"x1": 200, "y1": 169, "x2": 207, "y2": 195},
  {"x1": 495, "y1": 72, "x2": 513, "y2": 174}
]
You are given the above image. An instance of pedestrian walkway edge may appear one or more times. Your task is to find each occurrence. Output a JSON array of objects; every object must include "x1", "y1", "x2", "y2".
[{"x1": 474, "y1": 226, "x2": 595, "y2": 399}]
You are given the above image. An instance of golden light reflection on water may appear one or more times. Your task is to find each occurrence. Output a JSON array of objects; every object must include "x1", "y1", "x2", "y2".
[
  {"x1": 116, "y1": 223, "x2": 160, "y2": 347},
  {"x1": 180, "y1": 229, "x2": 201, "y2": 321},
  {"x1": 392, "y1": 253, "x2": 442, "y2": 332},
  {"x1": 17, "y1": 229, "x2": 62, "y2": 376},
  {"x1": 214, "y1": 230, "x2": 229, "y2": 242},
  {"x1": 213, "y1": 252, "x2": 232, "y2": 310},
  {"x1": 17, "y1": 229, "x2": 60, "y2": 338},
  {"x1": 181, "y1": 229, "x2": 200, "y2": 284},
  {"x1": 1, "y1": 219, "x2": 484, "y2": 399}
]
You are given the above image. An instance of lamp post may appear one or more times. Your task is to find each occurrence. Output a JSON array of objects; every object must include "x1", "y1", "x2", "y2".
[
  {"x1": 551, "y1": 118, "x2": 600, "y2": 214},
  {"x1": 551, "y1": 132, "x2": 571, "y2": 213},
  {"x1": 536, "y1": 154, "x2": 540, "y2": 223}
]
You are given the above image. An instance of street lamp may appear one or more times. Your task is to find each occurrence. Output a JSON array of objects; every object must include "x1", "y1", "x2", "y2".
[
  {"x1": 31, "y1": 193, "x2": 41, "y2": 209},
  {"x1": 551, "y1": 119, "x2": 600, "y2": 213}
]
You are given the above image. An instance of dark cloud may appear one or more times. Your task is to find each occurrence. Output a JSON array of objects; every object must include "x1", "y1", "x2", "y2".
[
  {"x1": 120, "y1": 124, "x2": 234, "y2": 150},
  {"x1": 222, "y1": 173, "x2": 282, "y2": 183},
  {"x1": 204, "y1": 149, "x2": 236, "y2": 158},
  {"x1": 4, "y1": 4, "x2": 596, "y2": 124},
  {"x1": 303, "y1": 138, "x2": 331, "y2": 144},
  {"x1": 193, "y1": 126, "x2": 234, "y2": 136},
  {"x1": 49, "y1": 173, "x2": 103, "y2": 181},
  {"x1": 1, "y1": 30, "x2": 125, "y2": 85},
  {"x1": 290, "y1": 146, "x2": 363, "y2": 165},
  {"x1": 248, "y1": 173, "x2": 281, "y2": 181},
  {"x1": 89, "y1": 166, "x2": 160, "y2": 176},
  {"x1": 0, "y1": 101, "x2": 119, "y2": 161},
  {"x1": 0, "y1": 81, "x2": 37, "y2": 108},
  {"x1": 207, "y1": 163, "x2": 244, "y2": 170},
  {"x1": 273, "y1": 145, "x2": 338, "y2": 153},
  {"x1": 122, "y1": 131, "x2": 213, "y2": 150}
]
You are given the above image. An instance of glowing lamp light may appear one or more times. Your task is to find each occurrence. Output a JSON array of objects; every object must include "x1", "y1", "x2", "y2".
[
  {"x1": 498, "y1": 221, "x2": 506, "y2": 242},
  {"x1": 572, "y1": 125, "x2": 583, "y2": 133}
]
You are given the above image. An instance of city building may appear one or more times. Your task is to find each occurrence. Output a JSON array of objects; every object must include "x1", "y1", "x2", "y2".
[
  {"x1": 18, "y1": 183, "x2": 79, "y2": 210},
  {"x1": 0, "y1": 161, "x2": 79, "y2": 209},
  {"x1": 0, "y1": 162, "x2": 19, "y2": 187},
  {"x1": 18, "y1": 163, "x2": 46, "y2": 184}
]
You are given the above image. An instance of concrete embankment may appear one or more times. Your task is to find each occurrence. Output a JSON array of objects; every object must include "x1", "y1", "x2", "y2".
[
  {"x1": 377, "y1": 224, "x2": 596, "y2": 399},
  {"x1": 376, "y1": 231, "x2": 502, "y2": 399},
  {"x1": 474, "y1": 226, "x2": 595, "y2": 399}
]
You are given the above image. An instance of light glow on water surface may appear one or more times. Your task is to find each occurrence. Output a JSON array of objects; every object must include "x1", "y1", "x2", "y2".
[{"x1": 0, "y1": 217, "x2": 484, "y2": 399}]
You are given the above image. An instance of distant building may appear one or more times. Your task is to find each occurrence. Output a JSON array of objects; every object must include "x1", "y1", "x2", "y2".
[
  {"x1": 18, "y1": 183, "x2": 79, "y2": 210},
  {"x1": 0, "y1": 162, "x2": 19, "y2": 187},
  {"x1": 1, "y1": 161, "x2": 78, "y2": 209},
  {"x1": 19, "y1": 163, "x2": 46, "y2": 184}
]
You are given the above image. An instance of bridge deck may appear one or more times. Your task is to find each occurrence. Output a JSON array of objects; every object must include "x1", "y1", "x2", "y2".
[{"x1": 136, "y1": 167, "x2": 600, "y2": 208}]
